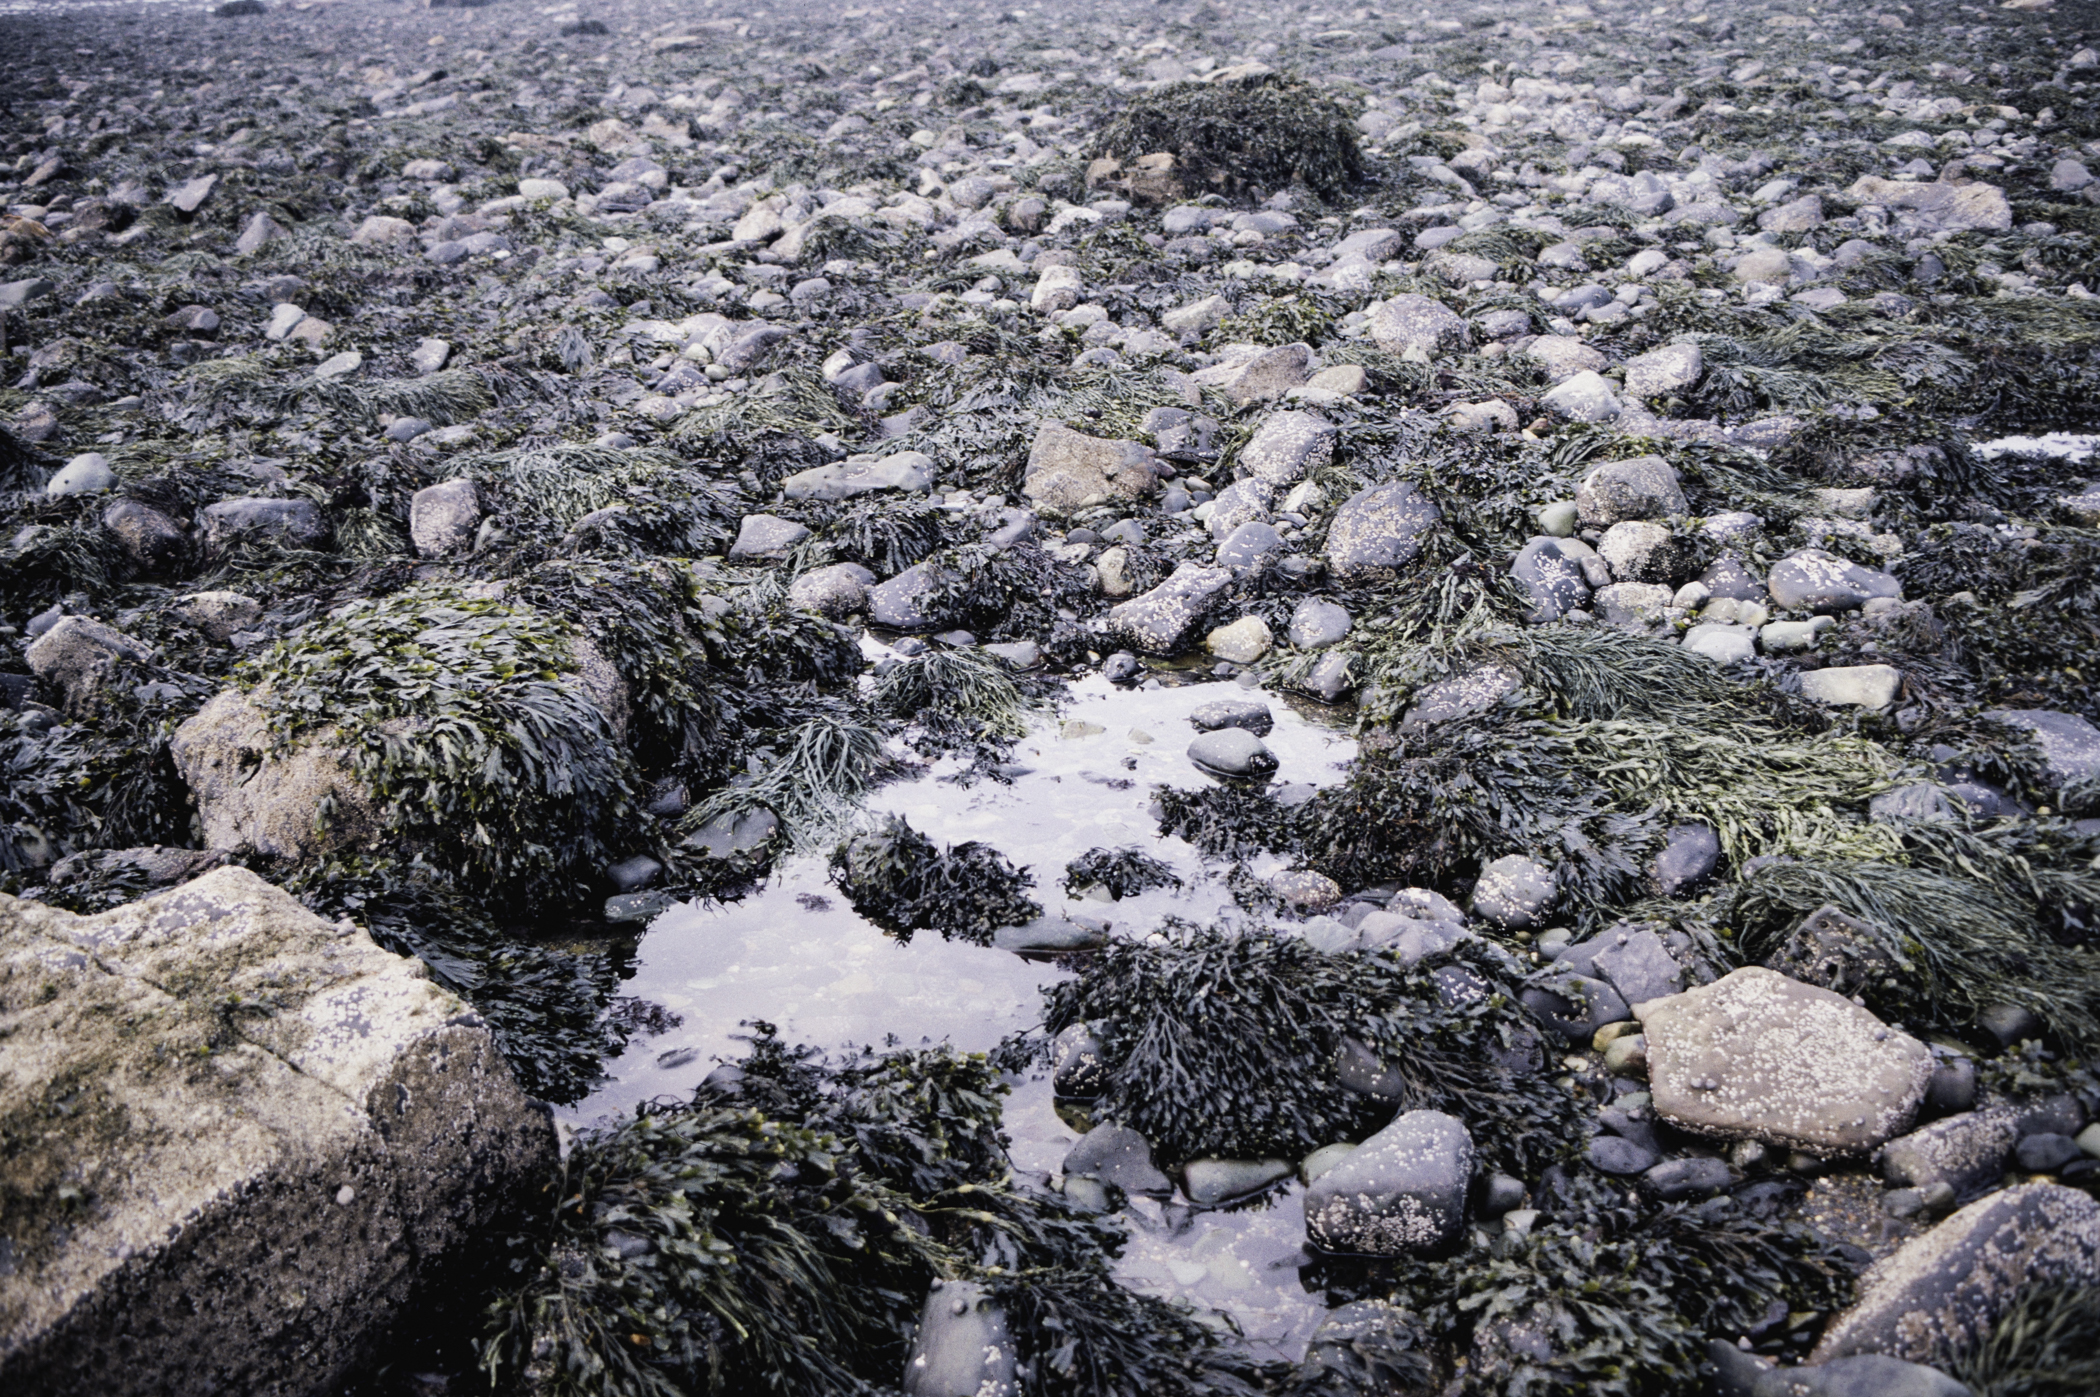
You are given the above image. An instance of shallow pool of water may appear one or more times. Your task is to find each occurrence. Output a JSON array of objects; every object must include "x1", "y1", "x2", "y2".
[{"x1": 566, "y1": 666, "x2": 1358, "y2": 1360}]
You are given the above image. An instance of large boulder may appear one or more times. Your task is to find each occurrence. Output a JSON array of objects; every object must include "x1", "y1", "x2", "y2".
[
  {"x1": 170, "y1": 690, "x2": 378, "y2": 860},
  {"x1": 1365, "y1": 294, "x2": 1470, "y2": 358},
  {"x1": 1845, "y1": 177, "x2": 2013, "y2": 234},
  {"x1": 1811, "y1": 1184, "x2": 2100, "y2": 1366},
  {"x1": 409, "y1": 479, "x2": 482, "y2": 558},
  {"x1": 1639, "y1": 966, "x2": 1933, "y2": 1154},
  {"x1": 1022, "y1": 424, "x2": 1161, "y2": 517},
  {"x1": 1326, "y1": 483, "x2": 1441, "y2": 581},
  {"x1": 1767, "y1": 549, "x2": 1902, "y2": 613},
  {"x1": 1304, "y1": 1109, "x2": 1473, "y2": 1255},
  {"x1": 1576, "y1": 456, "x2": 1687, "y2": 527},
  {"x1": 0, "y1": 868, "x2": 555, "y2": 1396}
]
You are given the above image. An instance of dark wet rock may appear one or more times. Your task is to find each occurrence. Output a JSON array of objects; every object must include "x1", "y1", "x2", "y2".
[
  {"x1": 1523, "y1": 969, "x2": 1631, "y2": 1044},
  {"x1": 1644, "y1": 1157, "x2": 1731, "y2": 1201},
  {"x1": 1555, "y1": 924, "x2": 1687, "y2": 1007},
  {"x1": 1287, "y1": 598, "x2": 1352, "y2": 650},
  {"x1": 728, "y1": 513, "x2": 811, "y2": 561},
  {"x1": 1214, "y1": 520, "x2": 1284, "y2": 574},
  {"x1": 682, "y1": 807, "x2": 778, "y2": 860},
  {"x1": 101, "y1": 499, "x2": 185, "y2": 574},
  {"x1": 1713, "y1": 1346, "x2": 1977, "y2": 1397},
  {"x1": 1304, "y1": 1110, "x2": 1473, "y2": 1255},
  {"x1": 1400, "y1": 663, "x2": 1519, "y2": 729},
  {"x1": 1063, "y1": 1123, "x2": 1170, "y2": 1196},
  {"x1": 1813, "y1": 1183, "x2": 2100, "y2": 1365},
  {"x1": 1700, "y1": 554, "x2": 1769, "y2": 603},
  {"x1": 1472, "y1": 855, "x2": 1555, "y2": 930},
  {"x1": 1975, "y1": 1001, "x2": 2047, "y2": 1049},
  {"x1": 1587, "y1": 1134, "x2": 1661, "y2": 1176},
  {"x1": 1653, "y1": 824, "x2": 1721, "y2": 896},
  {"x1": 1765, "y1": 905, "x2": 1901, "y2": 998},
  {"x1": 1641, "y1": 967, "x2": 1933, "y2": 1154},
  {"x1": 867, "y1": 562, "x2": 954, "y2": 632},
  {"x1": 1051, "y1": 1023, "x2": 1106, "y2": 1097},
  {"x1": 200, "y1": 497, "x2": 327, "y2": 551}
]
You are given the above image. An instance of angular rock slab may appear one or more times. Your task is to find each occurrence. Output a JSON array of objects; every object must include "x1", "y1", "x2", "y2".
[
  {"x1": 1811, "y1": 1184, "x2": 2100, "y2": 1366},
  {"x1": 1105, "y1": 562, "x2": 1233, "y2": 655},
  {"x1": 0, "y1": 868, "x2": 555, "y2": 1396},
  {"x1": 1639, "y1": 966, "x2": 1932, "y2": 1154},
  {"x1": 1304, "y1": 1109, "x2": 1473, "y2": 1255}
]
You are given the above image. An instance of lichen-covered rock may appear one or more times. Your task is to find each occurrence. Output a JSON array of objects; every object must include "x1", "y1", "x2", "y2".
[
  {"x1": 25, "y1": 615, "x2": 149, "y2": 713},
  {"x1": 1811, "y1": 1184, "x2": 2100, "y2": 1366},
  {"x1": 1303, "y1": 1109, "x2": 1472, "y2": 1255},
  {"x1": 1237, "y1": 410, "x2": 1336, "y2": 488},
  {"x1": 0, "y1": 867, "x2": 555, "y2": 1397},
  {"x1": 1365, "y1": 294, "x2": 1470, "y2": 358},
  {"x1": 170, "y1": 689, "x2": 378, "y2": 860},
  {"x1": 409, "y1": 478, "x2": 482, "y2": 558},
  {"x1": 1022, "y1": 423, "x2": 1161, "y2": 516},
  {"x1": 1576, "y1": 456, "x2": 1688, "y2": 527},
  {"x1": 1639, "y1": 966, "x2": 1934, "y2": 1154}
]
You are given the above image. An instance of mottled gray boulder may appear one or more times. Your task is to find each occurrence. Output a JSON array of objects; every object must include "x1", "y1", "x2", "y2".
[
  {"x1": 1801, "y1": 664, "x2": 1903, "y2": 710},
  {"x1": 1767, "y1": 549, "x2": 1902, "y2": 613},
  {"x1": 1716, "y1": 1349, "x2": 1976, "y2": 1397},
  {"x1": 789, "y1": 562, "x2": 876, "y2": 618},
  {"x1": 1289, "y1": 598, "x2": 1352, "y2": 650},
  {"x1": 727, "y1": 513, "x2": 811, "y2": 561},
  {"x1": 1472, "y1": 854, "x2": 1555, "y2": 929},
  {"x1": 1879, "y1": 1107, "x2": 2018, "y2": 1200},
  {"x1": 200, "y1": 497, "x2": 327, "y2": 551},
  {"x1": 1304, "y1": 1110, "x2": 1473, "y2": 1255},
  {"x1": 1646, "y1": 1157, "x2": 1732, "y2": 1202},
  {"x1": 1592, "y1": 582, "x2": 1675, "y2": 631},
  {"x1": 1640, "y1": 967, "x2": 1933, "y2": 1154},
  {"x1": 1366, "y1": 294, "x2": 1470, "y2": 357},
  {"x1": 1597, "y1": 520, "x2": 1685, "y2": 585},
  {"x1": 25, "y1": 616, "x2": 150, "y2": 713},
  {"x1": 782, "y1": 452, "x2": 935, "y2": 503},
  {"x1": 173, "y1": 591, "x2": 262, "y2": 643},
  {"x1": 171, "y1": 691, "x2": 377, "y2": 860},
  {"x1": 1845, "y1": 176, "x2": 2013, "y2": 234},
  {"x1": 1511, "y1": 537, "x2": 1591, "y2": 623},
  {"x1": 101, "y1": 500, "x2": 185, "y2": 574},
  {"x1": 903, "y1": 1279, "x2": 1017, "y2": 1397},
  {"x1": 1187, "y1": 727, "x2": 1276, "y2": 779},
  {"x1": 409, "y1": 478, "x2": 482, "y2": 558},
  {"x1": 1701, "y1": 554, "x2": 1769, "y2": 602},
  {"x1": 1106, "y1": 562, "x2": 1233, "y2": 655},
  {"x1": 1812, "y1": 1184, "x2": 2100, "y2": 1366},
  {"x1": 1326, "y1": 483, "x2": 1440, "y2": 581},
  {"x1": 1063, "y1": 1123, "x2": 1171, "y2": 1196},
  {"x1": 1622, "y1": 344, "x2": 1703, "y2": 398},
  {"x1": 0, "y1": 869, "x2": 555, "y2": 1397},
  {"x1": 1524, "y1": 335, "x2": 1608, "y2": 382},
  {"x1": 1576, "y1": 456, "x2": 1687, "y2": 527},
  {"x1": 1301, "y1": 651, "x2": 1355, "y2": 703},
  {"x1": 1984, "y1": 709, "x2": 2100, "y2": 788},
  {"x1": 1238, "y1": 410, "x2": 1336, "y2": 488},
  {"x1": 1195, "y1": 343, "x2": 1312, "y2": 405},
  {"x1": 1022, "y1": 424, "x2": 1161, "y2": 517}
]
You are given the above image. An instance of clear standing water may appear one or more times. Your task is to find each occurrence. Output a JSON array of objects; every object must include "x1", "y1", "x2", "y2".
[{"x1": 566, "y1": 667, "x2": 1360, "y2": 1363}]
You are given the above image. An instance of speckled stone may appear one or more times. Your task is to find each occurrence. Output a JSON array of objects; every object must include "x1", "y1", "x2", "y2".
[
  {"x1": 1811, "y1": 1183, "x2": 2100, "y2": 1366},
  {"x1": 1304, "y1": 1109, "x2": 1473, "y2": 1256},
  {"x1": 1640, "y1": 966, "x2": 1933, "y2": 1155},
  {"x1": 1879, "y1": 1107, "x2": 2018, "y2": 1199}
]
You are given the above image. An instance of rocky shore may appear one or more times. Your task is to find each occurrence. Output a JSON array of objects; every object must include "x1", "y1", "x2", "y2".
[{"x1": 4, "y1": 0, "x2": 2100, "y2": 1393}]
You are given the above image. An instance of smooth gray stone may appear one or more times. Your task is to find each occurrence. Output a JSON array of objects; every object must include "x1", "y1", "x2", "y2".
[
  {"x1": 1523, "y1": 970, "x2": 1630, "y2": 1043},
  {"x1": 1214, "y1": 519, "x2": 1285, "y2": 573},
  {"x1": 1304, "y1": 1109, "x2": 1473, "y2": 1255},
  {"x1": 1654, "y1": 823, "x2": 1721, "y2": 896},
  {"x1": 1187, "y1": 728, "x2": 1277, "y2": 779},
  {"x1": 1587, "y1": 1134, "x2": 1660, "y2": 1176},
  {"x1": 1063, "y1": 1123, "x2": 1171, "y2": 1196},
  {"x1": 1288, "y1": 598, "x2": 1352, "y2": 649},
  {"x1": 1766, "y1": 549, "x2": 1901, "y2": 613},
  {"x1": 1183, "y1": 1157, "x2": 1293, "y2": 1206},
  {"x1": 903, "y1": 1280, "x2": 1018, "y2": 1397},
  {"x1": 604, "y1": 855, "x2": 662, "y2": 892},
  {"x1": 1644, "y1": 1156, "x2": 1731, "y2": 1201},
  {"x1": 1188, "y1": 696, "x2": 1273, "y2": 736}
]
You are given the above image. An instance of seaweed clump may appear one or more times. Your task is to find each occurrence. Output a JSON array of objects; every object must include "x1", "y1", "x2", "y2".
[
  {"x1": 481, "y1": 1026, "x2": 1281, "y2": 1397},
  {"x1": 831, "y1": 815, "x2": 1042, "y2": 945},
  {"x1": 1092, "y1": 73, "x2": 1364, "y2": 200},
  {"x1": 1039, "y1": 926, "x2": 1579, "y2": 1172},
  {"x1": 1063, "y1": 846, "x2": 1183, "y2": 900},
  {"x1": 1952, "y1": 1283, "x2": 2100, "y2": 1397}
]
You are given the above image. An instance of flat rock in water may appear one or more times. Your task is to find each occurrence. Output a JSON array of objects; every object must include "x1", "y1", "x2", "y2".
[
  {"x1": 0, "y1": 869, "x2": 554, "y2": 1395},
  {"x1": 1186, "y1": 727, "x2": 1277, "y2": 779},
  {"x1": 1063, "y1": 1123, "x2": 1171, "y2": 1196},
  {"x1": 1182, "y1": 1158, "x2": 1293, "y2": 1205},
  {"x1": 1640, "y1": 966, "x2": 1933, "y2": 1154},
  {"x1": 1188, "y1": 696, "x2": 1273, "y2": 735}
]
